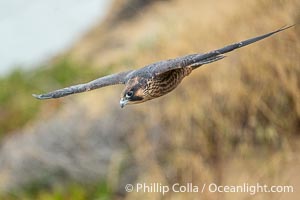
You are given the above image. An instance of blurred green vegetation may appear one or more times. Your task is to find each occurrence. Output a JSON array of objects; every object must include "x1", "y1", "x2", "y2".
[
  {"x1": 0, "y1": 58, "x2": 104, "y2": 138},
  {"x1": 0, "y1": 58, "x2": 120, "y2": 199},
  {"x1": 1, "y1": 181, "x2": 112, "y2": 200}
]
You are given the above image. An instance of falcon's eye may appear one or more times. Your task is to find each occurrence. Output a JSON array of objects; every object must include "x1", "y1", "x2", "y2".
[{"x1": 126, "y1": 91, "x2": 134, "y2": 98}]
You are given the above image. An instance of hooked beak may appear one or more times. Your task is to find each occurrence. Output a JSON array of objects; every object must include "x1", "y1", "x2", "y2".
[{"x1": 120, "y1": 98, "x2": 128, "y2": 108}]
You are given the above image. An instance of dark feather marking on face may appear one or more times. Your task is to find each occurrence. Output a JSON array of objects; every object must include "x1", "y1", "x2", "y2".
[
  {"x1": 130, "y1": 95, "x2": 144, "y2": 101},
  {"x1": 121, "y1": 76, "x2": 147, "y2": 101}
]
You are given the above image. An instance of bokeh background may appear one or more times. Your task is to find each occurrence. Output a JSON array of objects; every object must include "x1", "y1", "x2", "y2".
[{"x1": 0, "y1": 0, "x2": 299, "y2": 199}]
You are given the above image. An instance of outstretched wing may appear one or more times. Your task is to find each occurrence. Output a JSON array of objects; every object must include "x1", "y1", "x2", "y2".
[
  {"x1": 33, "y1": 70, "x2": 133, "y2": 99},
  {"x1": 151, "y1": 25, "x2": 294, "y2": 75}
]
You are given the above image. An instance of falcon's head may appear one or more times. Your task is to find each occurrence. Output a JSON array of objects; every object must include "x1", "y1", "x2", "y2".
[{"x1": 120, "y1": 77, "x2": 149, "y2": 108}]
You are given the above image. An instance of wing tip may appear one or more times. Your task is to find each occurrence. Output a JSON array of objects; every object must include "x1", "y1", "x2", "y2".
[
  {"x1": 32, "y1": 94, "x2": 42, "y2": 99},
  {"x1": 32, "y1": 94, "x2": 51, "y2": 100},
  {"x1": 278, "y1": 24, "x2": 296, "y2": 32}
]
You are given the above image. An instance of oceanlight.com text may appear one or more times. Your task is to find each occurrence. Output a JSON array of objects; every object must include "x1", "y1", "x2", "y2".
[{"x1": 124, "y1": 182, "x2": 294, "y2": 196}]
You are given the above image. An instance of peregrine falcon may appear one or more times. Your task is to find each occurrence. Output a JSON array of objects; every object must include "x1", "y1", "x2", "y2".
[{"x1": 33, "y1": 25, "x2": 294, "y2": 108}]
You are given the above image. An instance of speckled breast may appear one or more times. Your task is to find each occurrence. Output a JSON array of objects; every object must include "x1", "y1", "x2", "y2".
[{"x1": 145, "y1": 67, "x2": 192, "y2": 98}]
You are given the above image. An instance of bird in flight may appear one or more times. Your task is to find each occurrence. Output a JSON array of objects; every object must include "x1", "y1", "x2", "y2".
[{"x1": 33, "y1": 25, "x2": 294, "y2": 108}]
